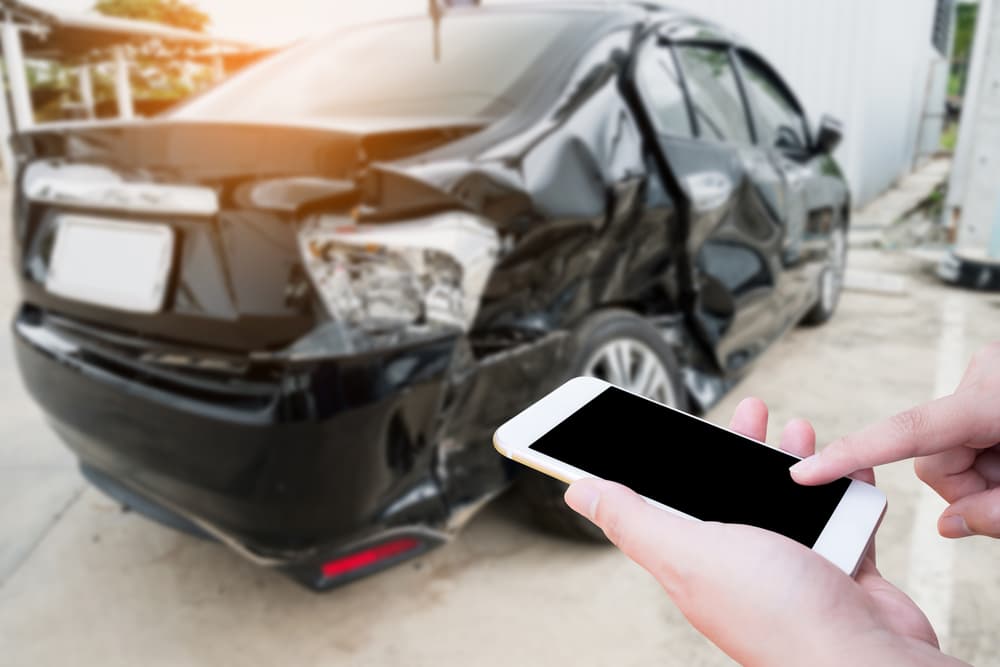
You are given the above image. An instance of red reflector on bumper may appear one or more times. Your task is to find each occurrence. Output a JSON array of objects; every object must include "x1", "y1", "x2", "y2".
[{"x1": 320, "y1": 537, "x2": 421, "y2": 579}]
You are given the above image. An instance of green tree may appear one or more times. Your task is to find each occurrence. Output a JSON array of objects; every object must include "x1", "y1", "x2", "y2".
[
  {"x1": 953, "y1": 3, "x2": 978, "y2": 63},
  {"x1": 949, "y1": 4, "x2": 979, "y2": 98},
  {"x1": 94, "y1": 0, "x2": 210, "y2": 33}
]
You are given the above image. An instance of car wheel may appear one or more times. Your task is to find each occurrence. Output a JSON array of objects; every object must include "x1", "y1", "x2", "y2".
[
  {"x1": 518, "y1": 310, "x2": 688, "y2": 541},
  {"x1": 802, "y1": 220, "x2": 847, "y2": 325}
]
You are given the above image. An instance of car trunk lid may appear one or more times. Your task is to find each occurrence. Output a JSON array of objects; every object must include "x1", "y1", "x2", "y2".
[{"x1": 14, "y1": 120, "x2": 484, "y2": 353}]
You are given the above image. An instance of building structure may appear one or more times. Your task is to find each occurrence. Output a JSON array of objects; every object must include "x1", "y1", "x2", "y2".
[
  {"x1": 942, "y1": 0, "x2": 1000, "y2": 288},
  {"x1": 0, "y1": 0, "x2": 266, "y2": 179}
]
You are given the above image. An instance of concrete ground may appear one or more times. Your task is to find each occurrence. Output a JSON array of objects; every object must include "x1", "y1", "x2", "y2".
[
  {"x1": 852, "y1": 157, "x2": 951, "y2": 229},
  {"x1": 3, "y1": 206, "x2": 1000, "y2": 665}
]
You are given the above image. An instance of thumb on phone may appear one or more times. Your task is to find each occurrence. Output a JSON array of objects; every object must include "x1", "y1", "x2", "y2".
[
  {"x1": 563, "y1": 478, "x2": 872, "y2": 667},
  {"x1": 565, "y1": 478, "x2": 699, "y2": 598}
]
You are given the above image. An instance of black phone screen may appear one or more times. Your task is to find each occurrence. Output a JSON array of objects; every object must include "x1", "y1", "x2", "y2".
[{"x1": 529, "y1": 386, "x2": 850, "y2": 547}]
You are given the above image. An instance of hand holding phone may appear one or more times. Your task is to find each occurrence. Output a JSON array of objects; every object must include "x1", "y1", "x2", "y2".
[
  {"x1": 495, "y1": 385, "x2": 946, "y2": 666},
  {"x1": 494, "y1": 377, "x2": 884, "y2": 574}
]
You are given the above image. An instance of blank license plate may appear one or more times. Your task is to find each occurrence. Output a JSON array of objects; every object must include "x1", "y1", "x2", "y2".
[{"x1": 46, "y1": 215, "x2": 175, "y2": 313}]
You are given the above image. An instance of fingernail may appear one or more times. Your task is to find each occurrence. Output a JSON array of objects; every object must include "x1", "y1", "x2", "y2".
[
  {"x1": 565, "y1": 481, "x2": 601, "y2": 521},
  {"x1": 940, "y1": 514, "x2": 973, "y2": 537},
  {"x1": 789, "y1": 454, "x2": 820, "y2": 477}
]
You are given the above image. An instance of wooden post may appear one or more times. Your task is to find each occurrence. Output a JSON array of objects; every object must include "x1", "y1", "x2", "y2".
[
  {"x1": 78, "y1": 63, "x2": 95, "y2": 119},
  {"x1": 2, "y1": 19, "x2": 34, "y2": 130},
  {"x1": 0, "y1": 53, "x2": 16, "y2": 182},
  {"x1": 113, "y1": 45, "x2": 134, "y2": 119}
]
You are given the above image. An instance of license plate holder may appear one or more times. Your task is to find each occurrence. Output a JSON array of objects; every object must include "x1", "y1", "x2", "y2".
[{"x1": 46, "y1": 214, "x2": 175, "y2": 314}]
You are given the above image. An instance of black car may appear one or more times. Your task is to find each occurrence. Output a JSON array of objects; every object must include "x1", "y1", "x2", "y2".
[{"x1": 11, "y1": 2, "x2": 849, "y2": 590}]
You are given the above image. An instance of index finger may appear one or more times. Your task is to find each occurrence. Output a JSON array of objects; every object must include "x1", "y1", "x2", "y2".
[{"x1": 790, "y1": 393, "x2": 978, "y2": 485}]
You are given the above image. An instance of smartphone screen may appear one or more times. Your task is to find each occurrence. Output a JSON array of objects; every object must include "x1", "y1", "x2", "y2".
[{"x1": 529, "y1": 386, "x2": 851, "y2": 547}]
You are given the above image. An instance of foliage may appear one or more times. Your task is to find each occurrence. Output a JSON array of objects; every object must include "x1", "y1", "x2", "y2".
[
  {"x1": 947, "y1": 4, "x2": 979, "y2": 99},
  {"x1": 948, "y1": 71, "x2": 962, "y2": 97},
  {"x1": 952, "y1": 3, "x2": 978, "y2": 63},
  {"x1": 94, "y1": 0, "x2": 210, "y2": 32},
  {"x1": 85, "y1": 0, "x2": 215, "y2": 117},
  {"x1": 940, "y1": 122, "x2": 958, "y2": 151}
]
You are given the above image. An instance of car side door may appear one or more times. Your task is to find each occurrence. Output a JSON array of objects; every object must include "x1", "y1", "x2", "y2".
[
  {"x1": 735, "y1": 49, "x2": 820, "y2": 317},
  {"x1": 632, "y1": 37, "x2": 787, "y2": 375}
]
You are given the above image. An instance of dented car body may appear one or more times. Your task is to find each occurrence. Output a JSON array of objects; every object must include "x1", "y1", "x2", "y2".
[{"x1": 11, "y1": 3, "x2": 849, "y2": 589}]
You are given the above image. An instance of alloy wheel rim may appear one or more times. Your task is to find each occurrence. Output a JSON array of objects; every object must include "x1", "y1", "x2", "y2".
[{"x1": 582, "y1": 338, "x2": 677, "y2": 405}]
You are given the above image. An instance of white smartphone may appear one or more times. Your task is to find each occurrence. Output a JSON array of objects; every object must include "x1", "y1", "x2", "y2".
[{"x1": 494, "y1": 376, "x2": 886, "y2": 576}]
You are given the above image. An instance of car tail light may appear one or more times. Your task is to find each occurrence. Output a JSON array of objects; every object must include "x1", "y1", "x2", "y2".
[
  {"x1": 320, "y1": 537, "x2": 422, "y2": 579},
  {"x1": 298, "y1": 211, "x2": 500, "y2": 333}
]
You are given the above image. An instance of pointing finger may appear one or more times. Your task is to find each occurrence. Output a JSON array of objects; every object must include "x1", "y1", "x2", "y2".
[{"x1": 790, "y1": 394, "x2": 979, "y2": 485}]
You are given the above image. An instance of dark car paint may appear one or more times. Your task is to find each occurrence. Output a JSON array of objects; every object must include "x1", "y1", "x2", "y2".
[{"x1": 10, "y1": 4, "x2": 849, "y2": 589}]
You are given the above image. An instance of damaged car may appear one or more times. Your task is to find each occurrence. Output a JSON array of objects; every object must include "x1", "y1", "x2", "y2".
[{"x1": 11, "y1": 2, "x2": 849, "y2": 590}]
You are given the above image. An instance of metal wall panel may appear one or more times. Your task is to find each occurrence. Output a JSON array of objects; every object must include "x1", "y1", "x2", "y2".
[{"x1": 950, "y1": 0, "x2": 1000, "y2": 253}]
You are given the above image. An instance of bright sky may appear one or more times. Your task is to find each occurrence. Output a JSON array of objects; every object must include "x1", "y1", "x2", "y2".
[{"x1": 34, "y1": 0, "x2": 528, "y2": 45}]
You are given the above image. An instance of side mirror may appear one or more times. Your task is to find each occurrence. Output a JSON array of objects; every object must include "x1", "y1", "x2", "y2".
[{"x1": 813, "y1": 115, "x2": 843, "y2": 155}]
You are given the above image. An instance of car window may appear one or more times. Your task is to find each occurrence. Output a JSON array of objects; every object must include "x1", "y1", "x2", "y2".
[
  {"x1": 673, "y1": 46, "x2": 751, "y2": 144},
  {"x1": 635, "y1": 44, "x2": 694, "y2": 138},
  {"x1": 738, "y1": 51, "x2": 809, "y2": 153}
]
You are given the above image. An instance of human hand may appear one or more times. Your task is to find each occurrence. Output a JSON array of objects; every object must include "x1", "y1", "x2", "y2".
[
  {"x1": 564, "y1": 398, "x2": 957, "y2": 667},
  {"x1": 790, "y1": 342, "x2": 1000, "y2": 538}
]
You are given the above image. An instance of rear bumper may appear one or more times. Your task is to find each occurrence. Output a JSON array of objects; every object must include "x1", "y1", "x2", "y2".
[{"x1": 13, "y1": 306, "x2": 456, "y2": 575}]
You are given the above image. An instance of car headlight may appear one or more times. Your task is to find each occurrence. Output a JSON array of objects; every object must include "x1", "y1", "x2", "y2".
[{"x1": 298, "y1": 211, "x2": 501, "y2": 333}]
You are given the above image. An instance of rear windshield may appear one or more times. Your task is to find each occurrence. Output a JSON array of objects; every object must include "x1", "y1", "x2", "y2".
[{"x1": 175, "y1": 11, "x2": 599, "y2": 124}]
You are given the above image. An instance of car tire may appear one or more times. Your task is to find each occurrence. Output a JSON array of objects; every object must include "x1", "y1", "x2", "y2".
[
  {"x1": 518, "y1": 309, "x2": 688, "y2": 542},
  {"x1": 802, "y1": 218, "x2": 847, "y2": 326}
]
